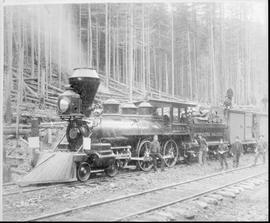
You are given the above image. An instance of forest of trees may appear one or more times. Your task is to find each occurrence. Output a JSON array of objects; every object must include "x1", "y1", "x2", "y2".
[{"x1": 3, "y1": 2, "x2": 268, "y2": 114}]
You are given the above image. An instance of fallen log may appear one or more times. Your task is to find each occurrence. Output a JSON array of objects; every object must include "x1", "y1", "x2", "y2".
[{"x1": 3, "y1": 128, "x2": 31, "y2": 136}]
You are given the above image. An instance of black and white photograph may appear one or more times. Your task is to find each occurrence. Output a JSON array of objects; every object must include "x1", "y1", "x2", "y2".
[{"x1": 0, "y1": 0, "x2": 268, "y2": 221}]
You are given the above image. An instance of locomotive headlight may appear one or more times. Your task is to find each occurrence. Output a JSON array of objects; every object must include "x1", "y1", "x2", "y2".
[
  {"x1": 59, "y1": 98, "x2": 70, "y2": 112},
  {"x1": 69, "y1": 128, "x2": 79, "y2": 139}
]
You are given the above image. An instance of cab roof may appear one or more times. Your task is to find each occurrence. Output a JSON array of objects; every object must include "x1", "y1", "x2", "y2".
[{"x1": 135, "y1": 98, "x2": 197, "y2": 108}]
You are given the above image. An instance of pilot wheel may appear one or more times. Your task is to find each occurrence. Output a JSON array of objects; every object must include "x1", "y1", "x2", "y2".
[
  {"x1": 77, "y1": 162, "x2": 91, "y2": 182},
  {"x1": 105, "y1": 161, "x2": 119, "y2": 177}
]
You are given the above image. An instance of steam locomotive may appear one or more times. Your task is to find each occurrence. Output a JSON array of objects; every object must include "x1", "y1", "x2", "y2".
[{"x1": 57, "y1": 68, "x2": 268, "y2": 182}]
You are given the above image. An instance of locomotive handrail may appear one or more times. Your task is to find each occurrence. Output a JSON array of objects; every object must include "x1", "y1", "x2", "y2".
[{"x1": 111, "y1": 146, "x2": 131, "y2": 150}]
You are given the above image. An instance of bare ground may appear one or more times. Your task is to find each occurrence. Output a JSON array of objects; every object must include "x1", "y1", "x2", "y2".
[
  {"x1": 193, "y1": 180, "x2": 268, "y2": 221},
  {"x1": 3, "y1": 153, "x2": 268, "y2": 221}
]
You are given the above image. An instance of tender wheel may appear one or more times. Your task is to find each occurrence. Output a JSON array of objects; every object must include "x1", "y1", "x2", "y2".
[
  {"x1": 105, "y1": 161, "x2": 119, "y2": 177},
  {"x1": 137, "y1": 140, "x2": 153, "y2": 172},
  {"x1": 162, "y1": 139, "x2": 178, "y2": 168},
  {"x1": 77, "y1": 162, "x2": 91, "y2": 182}
]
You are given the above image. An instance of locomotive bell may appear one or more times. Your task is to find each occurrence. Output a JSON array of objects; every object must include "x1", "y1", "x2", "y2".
[{"x1": 69, "y1": 68, "x2": 100, "y2": 116}]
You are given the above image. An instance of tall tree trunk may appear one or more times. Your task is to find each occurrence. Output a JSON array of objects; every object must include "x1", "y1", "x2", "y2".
[
  {"x1": 37, "y1": 6, "x2": 41, "y2": 96},
  {"x1": 16, "y1": 13, "x2": 24, "y2": 140},
  {"x1": 181, "y1": 50, "x2": 184, "y2": 97},
  {"x1": 147, "y1": 9, "x2": 151, "y2": 92},
  {"x1": 49, "y1": 18, "x2": 52, "y2": 84},
  {"x1": 113, "y1": 27, "x2": 116, "y2": 80},
  {"x1": 187, "y1": 30, "x2": 192, "y2": 100},
  {"x1": 95, "y1": 18, "x2": 99, "y2": 73},
  {"x1": 79, "y1": 5, "x2": 82, "y2": 65},
  {"x1": 88, "y1": 4, "x2": 93, "y2": 67},
  {"x1": 125, "y1": 10, "x2": 128, "y2": 85},
  {"x1": 142, "y1": 4, "x2": 145, "y2": 95},
  {"x1": 116, "y1": 12, "x2": 119, "y2": 82},
  {"x1": 129, "y1": 4, "x2": 134, "y2": 102},
  {"x1": 44, "y1": 10, "x2": 48, "y2": 100},
  {"x1": 31, "y1": 14, "x2": 34, "y2": 78},
  {"x1": 210, "y1": 5, "x2": 216, "y2": 104},
  {"x1": 165, "y1": 54, "x2": 168, "y2": 94},
  {"x1": 108, "y1": 5, "x2": 111, "y2": 79},
  {"x1": 58, "y1": 5, "x2": 62, "y2": 88},
  {"x1": 171, "y1": 9, "x2": 174, "y2": 97},
  {"x1": 220, "y1": 3, "x2": 225, "y2": 98},
  {"x1": 105, "y1": 3, "x2": 109, "y2": 86},
  {"x1": 192, "y1": 5, "x2": 198, "y2": 101},
  {"x1": 5, "y1": 8, "x2": 13, "y2": 123}
]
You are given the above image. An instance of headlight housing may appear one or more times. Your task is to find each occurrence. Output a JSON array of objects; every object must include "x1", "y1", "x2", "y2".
[{"x1": 59, "y1": 98, "x2": 70, "y2": 112}]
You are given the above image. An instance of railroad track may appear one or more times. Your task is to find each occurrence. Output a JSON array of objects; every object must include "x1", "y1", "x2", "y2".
[
  {"x1": 2, "y1": 165, "x2": 149, "y2": 196},
  {"x1": 1, "y1": 161, "x2": 261, "y2": 197},
  {"x1": 23, "y1": 164, "x2": 267, "y2": 221},
  {"x1": 2, "y1": 153, "x2": 259, "y2": 197},
  {"x1": 2, "y1": 166, "x2": 143, "y2": 196}
]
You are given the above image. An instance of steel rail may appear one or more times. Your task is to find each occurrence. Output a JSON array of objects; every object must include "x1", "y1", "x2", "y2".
[
  {"x1": 3, "y1": 168, "x2": 137, "y2": 197},
  {"x1": 23, "y1": 163, "x2": 263, "y2": 221},
  {"x1": 3, "y1": 186, "x2": 50, "y2": 196},
  {"x1": 112, "y1": 171, "x2": 267, "y2": 221},
  {"x1": 2, "y1": 163, "x2": 263, "y2": 197},
  {"x1": 3, "y1": 168, "x2": 136, "y2": 197}
]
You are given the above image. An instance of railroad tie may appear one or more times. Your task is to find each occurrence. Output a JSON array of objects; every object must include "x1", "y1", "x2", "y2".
[
  {"x1": 183, "y1": 210, "x2": 196, "y2": 220},
  {"x1": 154, "y1": 210, "x2": 176, "y2": 221},
  {"x1": 238, "y1": 183, "x2": 255, "y2": 190},
  {"x1": 206, "y1": 193, "x2": 223, "y2": 201},
  {"x1": 250, "y1": 179, "x2": 263, "y2": 186},
  {"x1": 230, "y1": 186, "x2": 244, "y2": 192},
  {"x1": 165, "y1": 206, "x2": 186, "y2": 217},
  {"x1": 244, "y1": 181, "x2": 256, "y2": 187},
  {"x1": 224, "y1": 187, "x2": 241, "y2": 194},
  {"x1": 195, "y1": 200, "x2": 208, "y2": 209},
  {"x1": 200, "y1": 196, "x2": 218, "y2": 205},
  {"x1": 215, "y1": 190, "x2": 236, "y2": 198},
  {"x1": 134, "y1": 214, "x2": 165, "y2": 222}
]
